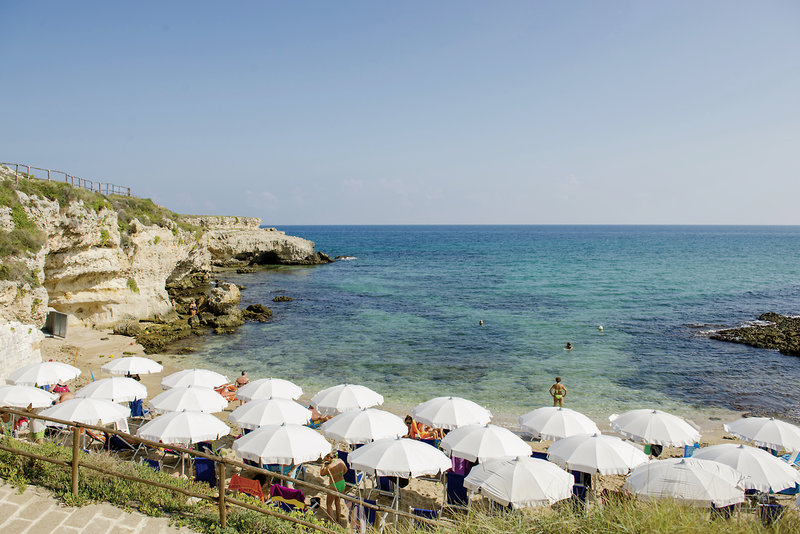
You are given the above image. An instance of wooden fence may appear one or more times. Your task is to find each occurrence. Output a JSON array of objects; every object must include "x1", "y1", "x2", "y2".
[
  {"x1": 0, "y1": 407, "x2": 446, "y2": 532},
  {"x1": 0, "y1": 162, "x2": 132, "y2": 197}
]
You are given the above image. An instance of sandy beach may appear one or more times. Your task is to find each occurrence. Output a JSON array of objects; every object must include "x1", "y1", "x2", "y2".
[{"x1": 34, "y1": 322, "x2": 768, "y2": 522}]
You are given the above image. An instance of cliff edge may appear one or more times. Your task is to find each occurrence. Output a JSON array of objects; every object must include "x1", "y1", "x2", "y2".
[{"x1": 0, "y1": 165, "x2": 330, "y2": 328}]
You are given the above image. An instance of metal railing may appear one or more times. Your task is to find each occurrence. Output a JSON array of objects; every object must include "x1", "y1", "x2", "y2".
[
  {"x1": 0, "y1": 407, "x2": 445, "y2": 532},
  {"x1": 0, "y1": 162, "x2": 132, "y2": 197}
]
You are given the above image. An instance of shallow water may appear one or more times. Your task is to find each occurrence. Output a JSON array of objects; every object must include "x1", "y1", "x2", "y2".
[{"x1": 187, "y1": 226, "x2": 800, "y2": 425}]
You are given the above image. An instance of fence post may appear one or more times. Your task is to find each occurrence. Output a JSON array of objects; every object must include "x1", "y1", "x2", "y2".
[
  {"x1": 217, "y1": 461, "x2": 226, "y2": 528},
  {"x1": 47, "y1": 169, "x2": 51, "y2": 181},
  {"x1": 71, "y1": 426, "x2": 80, "y2": 495}
]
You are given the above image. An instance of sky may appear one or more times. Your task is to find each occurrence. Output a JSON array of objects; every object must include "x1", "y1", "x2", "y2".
[{"x1": 1, "y1": 1, "x2": 798, "y2": 225}]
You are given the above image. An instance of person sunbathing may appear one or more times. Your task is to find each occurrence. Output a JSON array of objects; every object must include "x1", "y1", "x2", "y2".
[{"x1": 404, "y1": 415, "x2": 437, "y2": 440}]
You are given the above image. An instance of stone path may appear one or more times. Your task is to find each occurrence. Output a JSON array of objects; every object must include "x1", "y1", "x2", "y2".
[{"x1": 0, "y1": 480, "x2": 196, "y2": 534}]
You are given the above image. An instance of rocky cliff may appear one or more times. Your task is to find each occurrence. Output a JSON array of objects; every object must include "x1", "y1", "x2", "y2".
[{"x1": 0, "y1": 166, "x2": 329, "y2": 328}]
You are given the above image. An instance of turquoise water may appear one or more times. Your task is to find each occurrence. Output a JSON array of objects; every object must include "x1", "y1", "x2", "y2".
[{"x1": 188, "y1": 226, "x2": 800, "y2": 425}]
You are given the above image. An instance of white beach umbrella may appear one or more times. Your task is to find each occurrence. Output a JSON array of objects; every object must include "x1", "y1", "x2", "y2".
[
  {"x1": 348, "y1": 437, "x2": 452, "y2": 478},
  {"x1": 101, "y1": 356, "x2": 163, "y2": 376},
  {"x1": 723, "y1": 417, "x2": 800, "y2": 452},
  {"x1": 321, "y1": 408, "x2": 407, "y2": 444},
  {"x1": 624, "y1": 458, "x2": 746, "y2": 508},
  {"x1": 137, "y1": 410, "x2": 230, "y2": 446},
  {"x1": 229, "y1": 398, "x2": 312, "y2": 429},
  {"x1": 236, "y1": 378, "x2": 303, "y2": 402},
  {"x1": 232, "y1": 424, "x2": 332, "y2": 465},
  {"x1": 7, "y1": 361, "x2": 81, "y2": 387},
  {"x1": 0, "y1": 385, "x2": 58, "y2": 408},
  {"x1": 412, "y1": 396, "x2": 491, "y2": 430},
  {"x1": 75, "y1": 377, "x2": 148, "y2": 404},
  {"x1": 519, "y1": 407, "x2": 600, "y2": 441},
  {"x1": 692, "y1": 443, "x2": 800, "y2": 493},
  {"x1": 160, "y1": 368, "x2": 229, "y2": 390},
  {"x1": 440, "y1": 424, "x2": 531, "y2": 463},
  {"x1": 464, "y1": 457, "x2": 574, "y2": 509},
  {"x1": 547, "y1": 433, "x2": 649, "y2": 475},
  {"x1": 39, "y1": 398, "x2": 130, "y2": 427},
  {"x1": 310, "y1": 384, "x2": 384, "y2": 416},
  {"x1": 609, "y1": 409, "x2": 700, "y2": 447},
  {"x1": 149, "y1": 385, "x2": 228, "y2": 413}
]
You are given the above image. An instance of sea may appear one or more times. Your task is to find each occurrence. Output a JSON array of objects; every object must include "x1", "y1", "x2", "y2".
[{"x1": 185, "y1": 226, "x2": 800, "y2": 427}]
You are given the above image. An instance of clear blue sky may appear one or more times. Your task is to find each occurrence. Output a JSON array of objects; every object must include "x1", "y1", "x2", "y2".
[{"x1": 1, "y1": 1, "x2": 798, "y2": 224}]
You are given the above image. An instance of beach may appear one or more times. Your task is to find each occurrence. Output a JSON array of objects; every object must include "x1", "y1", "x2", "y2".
[{"x1": 39, "y1": 321, "x2": 755, "y2": 517}]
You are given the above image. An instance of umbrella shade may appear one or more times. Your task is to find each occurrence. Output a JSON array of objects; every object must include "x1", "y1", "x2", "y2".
[
  {"x1": 440, "y1": 424, "x2": 531, "y2": 463},
  {"x1": 693, "y1": 443, "x2": 800, "y2": 493},
  {"x1": 75, "y1": 377, "x2": 148, "y2": 403},
  {"x1": 137, "y1": 411, "x2": 230, "y2": 446},
  {"x1": 149, "y1": 386, "x2": 228, "y2": 413},
  {"x1": 101, "y1": 356, "x2": 163, "y2": 376},
  {"x1": 232, "y1": 424, "x2": 331, "y2": 465},
  {"x1": 161, "y1": 369, "x2": 229, "y2": 390},
  {"x1": 237, "y1": 378, "x2": 303, "y2": 402},
  {"x1": 0, "y1": 385, "x2": 58, "y2": 408},
  {"x1": 412, "y1": 396, "x2": 491, "y2": 430},
  {"x1": 609, "y1": 409, "x2": 701, "y2": 447},
  {"x1": 321, "y1": 408, "x2": 407, "y2": 445},
  {"x1": 229, "y1": 398, "x2": 312, "y2": 429},
  {"x1": 624, "y1": 458, "x2": 746, "y2": 508},
  {"x1": 723, "y1": 417, "x2": 800, "y2": 452},
  {"x1": 547, "y1": 433, "x2": 649, "y2": 475},
  {"x1": 7, "y1": 361, "x2": 81, "y2": 387},
  {"x1": 348, "y1": 438, "x2": 452, "y2": 478},
  {"x1": 464, "y1": 457, "x2": 574, "y2": 508},
  {"x1": 310, "y1": 384, "x2": 384, "y2": 416},
  {"x1": 519, "y1": 407, "x2": 600, "y2": 441},
  {"x1": 39, "y1": 398, "x2": 130, "y2": 426}
]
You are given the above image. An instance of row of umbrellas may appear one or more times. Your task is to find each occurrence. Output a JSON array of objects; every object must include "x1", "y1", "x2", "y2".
[{"x1": 5, "y1": 359, "x2": 800, "y2": 511}]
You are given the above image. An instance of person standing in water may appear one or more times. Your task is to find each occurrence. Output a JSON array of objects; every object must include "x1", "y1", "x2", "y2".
[{"x1": 549, "y1": 377, "x2": 567, "y2": 407}]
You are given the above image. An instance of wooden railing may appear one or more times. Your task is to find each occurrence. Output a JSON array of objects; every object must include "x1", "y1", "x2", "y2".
[
  {"x1": 0, "y1": 162, "x2": 132, "y2": 197},
  {"x1": 0, "y1": 407, "x2": 445, "y2": 532}
]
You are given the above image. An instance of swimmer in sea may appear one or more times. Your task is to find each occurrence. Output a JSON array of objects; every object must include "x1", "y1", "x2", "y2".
[
  {"x1": 565, "y1": 342, "x2": 573, "y2": 350},
  {"x1": 549, "y1": 377, "x2": 567, "y2": 407}
]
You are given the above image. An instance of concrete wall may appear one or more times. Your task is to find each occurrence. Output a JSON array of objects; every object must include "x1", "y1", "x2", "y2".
[{"x1": 0, "y1": 321, "x2": 43, "y2": 385}]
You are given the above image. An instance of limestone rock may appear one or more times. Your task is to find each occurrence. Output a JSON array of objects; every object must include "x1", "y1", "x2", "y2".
[
  {"x1": 0, "y1": 321, "x2": 44, "y2": 384},
  {"x1": 208, "y1": 282, "x2": 241, "y2": 315},
  {"x1": 242, "y1": 304, "x2": 272, "y2": 322}
]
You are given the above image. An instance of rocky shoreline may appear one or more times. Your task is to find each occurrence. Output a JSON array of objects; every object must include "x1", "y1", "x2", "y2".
[{"x1": 710, "y1": 312, "x2": 800, "y2": 356}]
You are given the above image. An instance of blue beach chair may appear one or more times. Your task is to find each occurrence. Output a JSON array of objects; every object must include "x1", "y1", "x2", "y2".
[{"x1": 194, "y1": 457, "x2": 217, "y2": 487}]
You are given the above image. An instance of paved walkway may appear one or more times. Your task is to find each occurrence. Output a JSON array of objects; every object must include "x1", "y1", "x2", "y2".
[{"x1": 0, "y1": 480, "x2": 196, "y2": 534}]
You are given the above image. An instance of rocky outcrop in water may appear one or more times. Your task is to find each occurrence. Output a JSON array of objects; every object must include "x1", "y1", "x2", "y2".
[
  {"x1": 710, "y1": 313, "x2": 800, "y2": 356},
  {"x1": 185, "y1": 216, "x2": 333, "y2": 267}
]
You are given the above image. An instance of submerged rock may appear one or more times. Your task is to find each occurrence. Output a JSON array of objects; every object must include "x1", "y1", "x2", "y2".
[
  {"x1": 242, "y1": 304, "x2": 272, "y2": 322},
  {"x1": 710, "y1": 312, "x2": 800, "y2": 356},
  {"x1": 272, "y1": 296, "x2": 293, "y2": 302}
]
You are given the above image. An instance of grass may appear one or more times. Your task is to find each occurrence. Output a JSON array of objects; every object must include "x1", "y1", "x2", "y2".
[
  {"x1": 0, "y1": 435, "x2": 335, "y2": 534},
  {"x1": 0, "y1": 174, "x2": 203, "y2": 264},
  {"x1": 2, "y1": 431, "x2": 798, "y2": 534}
]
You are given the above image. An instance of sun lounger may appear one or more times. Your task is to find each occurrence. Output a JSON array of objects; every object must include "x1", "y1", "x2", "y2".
[
  {"x1": 410, "y1": 507, "x2": 439, "y2": 529},
  {"x1": 441, "y1": 472, "x2": 469, "y2": 514},
  {"x1": 228, "y1": 474, "x2": 264, "y2": 502},
  {"x1": 194, "y1": 457, "x2": 217, "y2": 487},
  {"x1": 349, "y1": 498, "x2": 383, "y2": 532},
  {"x1": 269, "y1": 484, "x2": 313, "y2": 512}
]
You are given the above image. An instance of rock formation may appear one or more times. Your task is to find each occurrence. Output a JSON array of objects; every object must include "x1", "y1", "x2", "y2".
[
  {"x1": 0, "y1": 166, "x2": 330, "y2": 331},
  {"x1": 0, "y1": 321, "x2": 44, "y2": 384},
  {"x1": 710, "y1": 312, "x2": 800, "y2": 356}
]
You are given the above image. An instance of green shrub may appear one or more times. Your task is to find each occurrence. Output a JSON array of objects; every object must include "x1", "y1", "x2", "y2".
[
  {"x1": 100, "y1": 229, "x2": 110, "y2": 247},
  {"x1": 127, "y1": 277, "x2": 139, "y2": 293}
]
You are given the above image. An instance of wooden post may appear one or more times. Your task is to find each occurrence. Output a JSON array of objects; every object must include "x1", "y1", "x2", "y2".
[
  {"x1": 217, "y1": 461, "x2": 226, "y2": 528},
  {"x1": 71, "y1": 426, "x2": 80, "y2": 495}
]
